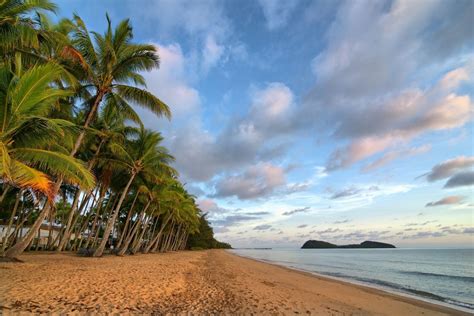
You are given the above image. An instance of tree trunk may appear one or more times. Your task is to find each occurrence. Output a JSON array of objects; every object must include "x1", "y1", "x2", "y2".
[
  {"x1": 1, "y1": 190, "x2": 22, "y2": 254},
  {"x1": 83, "y1": 188, "x2": 107, "y2": 249},
  {"x1": 147, "y1": 214, "x2": 172, "y2": 253},
  {"x1": 0, "y1": 184, "x2": 10, "y2": 204},
  {"x1": 3, "y1": 91, "x2": 105, "y2": 259},
  {"x1": 131, "y1": 214, "x2": 151, "y2": 254},
  {"x1": 117, "y1": 201, "x2": 150, "y2": 256},
  {"x1": 4, "y1": 181, "x2": 61, "y2": 259},
  {"x1": 56, "y1": 188, "x2": 81, "y2": 251},
  {"x1": 116, "y1": 190, "x2": 140, "y2": 249},
  {"x1": 93, "y1": 171, "x2": 136, "y2": 257},
  {"x1": 70, "y1": 91, "x2": 104, "y2": 157}
]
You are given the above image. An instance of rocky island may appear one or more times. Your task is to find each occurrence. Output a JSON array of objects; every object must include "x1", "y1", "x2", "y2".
[{"x1": 301, "y1": 240, "x2": 396, "y2": 249}]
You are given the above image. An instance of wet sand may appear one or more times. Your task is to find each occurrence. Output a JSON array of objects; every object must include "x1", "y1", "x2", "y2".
[{"x1": 0, "y1": 250, "x2": 468, "y2": 315}]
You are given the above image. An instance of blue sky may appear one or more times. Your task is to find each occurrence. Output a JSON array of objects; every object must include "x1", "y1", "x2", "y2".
[{"x1": 56, "y1": 0, "x2": 473, "y2": 248}]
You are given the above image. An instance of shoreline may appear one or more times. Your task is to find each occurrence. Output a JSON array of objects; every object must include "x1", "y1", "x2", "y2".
[
  {"x1": 1, "y1": 250, "x2": 470, "y2": 315},
  {"x1": 228, "y1": 250, "x2": 471, "y2": 314}
]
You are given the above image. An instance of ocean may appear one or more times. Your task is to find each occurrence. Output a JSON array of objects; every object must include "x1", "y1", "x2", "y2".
[{"x1": 230, "y1": 248, "x2": 474, "y2": 311}]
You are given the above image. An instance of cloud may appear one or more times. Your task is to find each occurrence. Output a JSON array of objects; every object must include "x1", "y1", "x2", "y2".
[
  {"x1": 198, "y1": 199, "x2": 231, "y2": 215},
  {"x1": 128, "y1": 0, "x2": 237, "y2": 76},
  {"x1": 300, "y1": 0, "x2": 473, "y2": 171},
  {"x1": 423, "y1": 156, "x2": 474, "y2": 181},
  {"x1": 130, "y1": 0, "x2": 231, "y2": 40},
  {"x1": 330, "y1": 186, "x2": 379, "y2": 200},
  {"x1": 214, "y1": 227, "x2": 230, "y2": 234},
  {"x1": 363, "y1": 145, "x2": 431, "y2": 172},
  {"x1": 324, "y1": 69, "x2": 472, "y2": 171},
  {"x1": 405, "y1": 231, "x2": 445, "y2": 239},
  {"x1": 140, "y1": 43, "x2": 200, "y2": 120},
  {"x1": 213, "y1": 163, "x2": 286, "y2": 200},
  {"x1": 202, "y1": 34, "x2": 225, "y2": 72},
  {"x1": 426, "y1": 195, "x2": 465, "y2": 207},
  {"x1": 464, "y1": 228, "x2": 474, "y2": 234},
  {"x1": 404, "y1": 220, "x2": 438, "y2": 227},
  {"x1": 421, "y1": 156, "x2": 474, "y2": 188},
  {"x1": 282, "y1": 206, "x2": 310, "y2": 216},
  {"x1": 169, "y1": 83, "x2": 296, "y2": 181},
  {"x1": 244, "y1": 211, "x2": 270, "y2": 216},
  {"x1": 254, "y1": 224, "x2": 272, "y2": 231},
  {"x1": 297, "y1": 224, "x2": 308, "y2": 229},
  {"x1": 211, "y1": 214, "x2": 258, "y2": 227},
  {"x1": 333, "y1": 219, "x2": 350, "y2": 224},
  {"x1": 315, "y1": 228, "x2": 341, "y2": 234},
  {"x1": 257, "y1": 0, "x2": 300, "y2": 30},
  {"x1": 444, "y1": 171, "x2": 474, "y2": 188}
]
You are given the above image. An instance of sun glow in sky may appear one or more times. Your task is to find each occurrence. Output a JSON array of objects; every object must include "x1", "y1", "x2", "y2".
[{"x1": 57, "y1": 0, "x2": 473, "y2": 248}]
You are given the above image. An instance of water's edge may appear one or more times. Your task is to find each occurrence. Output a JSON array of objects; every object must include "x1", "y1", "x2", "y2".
[{"x1": 228, "y1": 250, "x2": 473, "y2": 314}]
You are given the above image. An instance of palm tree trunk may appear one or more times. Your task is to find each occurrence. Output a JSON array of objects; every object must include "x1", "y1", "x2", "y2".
[
  {"x1": 147, "y1": 215, "x2": 172, "y2": 253},
  {"x1": 4, "y1": 181, "x2": 61, "y2": 259},
  {"x1": 56, "y1": 188, "x2": 81, "y2": 251},
  {"x1": 116, "y1": 190, "x2": 140, "y2": 249},
  {"x1": 0, "y1": 184, "x2": 10, "y2": 204},
  {"x1": 117, "y1": 201, "x2": 150, "y2": 256},
  {"x1": 93, "y1": 171, "x2": 136, "y2": 257},
  {"x1": 83, "y1": 188, "x2": 107, "y2": 248},
  {"x1": 2, "y1": 90, "x2": 105, "y2": 259},
  {"x1": 1, "y1": 190, "x2": 22, "y2": 254},
  {"x1": 131, "y1": 214, "x2": 151, "y2": 254},
  {"x1": 143, "y1": 217, "x2": 159, "y2": 251},
  {"x1": 70, "y1": 91, "x2": 105, "y2": 157}
]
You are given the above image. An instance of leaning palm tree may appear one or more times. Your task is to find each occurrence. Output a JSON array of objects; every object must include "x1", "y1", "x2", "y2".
[
  {"x1": 1, "y1": 62, "x2": 95, "y2": 258},
  {"x1": 93, "y1": 128, "x2": 175, "y2": 257},
  {"x1": 4, "y1": 14, "x2": 172, "y2": 259}
]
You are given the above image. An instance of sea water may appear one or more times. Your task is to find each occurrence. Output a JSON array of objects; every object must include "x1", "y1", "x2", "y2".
[{"x1": 230, "y1": 248, "x2": 474, "y2": 311}]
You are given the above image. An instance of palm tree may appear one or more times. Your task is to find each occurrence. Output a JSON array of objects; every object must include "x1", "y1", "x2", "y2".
[
  {"x1": 4, "y1": 14, "x2": 171, "y2": 259},
  {"x1": 55, "y1": 99, "x2": 138, "y2": 252},
  {"x1": 1, "y1": 62, "x2": 95, "y2": 258},
  {"x1": 68, "y1": 14, "x2": 171, "y2": 157},
  {"x1": 93, "y1": 128, "x2": 175, "y2": 257},
  {"x1": 0, "y1": 0, "x2": 57, "y2": 54}
]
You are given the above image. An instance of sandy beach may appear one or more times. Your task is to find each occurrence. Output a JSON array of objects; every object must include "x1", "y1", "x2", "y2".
[{"x1": 0, "y1": 250, "x2": 468, "y2": 315}]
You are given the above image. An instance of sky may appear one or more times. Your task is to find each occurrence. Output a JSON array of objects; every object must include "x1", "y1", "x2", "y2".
[{"x1": 56, "y1": 0, "x2": 473, "y2": 248}]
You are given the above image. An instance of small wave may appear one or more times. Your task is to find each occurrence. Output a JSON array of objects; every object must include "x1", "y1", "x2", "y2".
[
  {"x1": 400, "y1": 271, "x2": 474, "y2": 282},
  {"x1": 306, "y1": 271, "x2": 474, "y2": 310}
]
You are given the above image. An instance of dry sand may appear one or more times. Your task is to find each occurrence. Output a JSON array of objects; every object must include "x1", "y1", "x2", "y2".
[{"x1": 0, "y1": 250, "x2": 468, "y2": 315}]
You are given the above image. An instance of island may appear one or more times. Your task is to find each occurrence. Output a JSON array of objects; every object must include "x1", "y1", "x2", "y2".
[{"x1": 301, "y1": 240, "x2": 396, "y2": 249}]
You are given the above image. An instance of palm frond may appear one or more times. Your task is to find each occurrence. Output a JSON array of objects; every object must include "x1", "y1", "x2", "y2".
[
  {"x1": 114, "y1": 84, "x2": 171, "y2": 119},
  {"x1": 12, "y1": 148, "x2": 95, "y2": 190}
]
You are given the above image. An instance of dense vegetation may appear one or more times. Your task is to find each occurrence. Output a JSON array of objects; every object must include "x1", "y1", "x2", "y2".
[
  {"x1": 0, "y1": 0, "x2": 229, "y2": 259},
  {"x1": 187, "y1": 215, "x2": 232, "y2": 250}
]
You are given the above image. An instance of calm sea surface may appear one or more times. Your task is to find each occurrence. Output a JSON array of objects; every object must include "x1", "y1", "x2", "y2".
[{"x1": 230, "y1": 248, "x2": 474, "y2": 311}]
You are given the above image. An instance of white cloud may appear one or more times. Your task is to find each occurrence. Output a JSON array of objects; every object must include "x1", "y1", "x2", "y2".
[
  {"x1": 168, "y1": 83, "x2": 296, "y2": 181},
  {"x1": 143, "y1": 43, "x2": 201, "y2": 117},
  {"x1": 301, "y1": 0, "x2": 473, "y2": 171},
  {"x1": 257, "y1": 0, "x2": 300, "y2": 30},
  {"x1": 324, "y1": 67, "x2": 472, "y2": 170},
  {"x1": 214, "y1": 163, "x2": 286, "y2": 200},
  {"x1": 202, "y1": 35, "x2": 225, "y2": 73}
]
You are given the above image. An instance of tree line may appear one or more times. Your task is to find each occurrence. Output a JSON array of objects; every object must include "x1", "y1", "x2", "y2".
[{"x1": 0, "y1": 0, "x2": 230, "y2": 260}]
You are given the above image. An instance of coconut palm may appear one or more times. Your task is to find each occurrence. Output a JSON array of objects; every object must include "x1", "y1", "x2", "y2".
[
  {"x1": 93, "y1": 128, "x2": 175, "y2": 257},
  {"x1": 0, "y1": 0, "x2": 57, "y2": 54},
  {"x1": 68, "y1": 14, "x2": 170, "y2": 157},
  {"x1": 0, "y1": 62, "x2": 95, "y2": 258}
]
